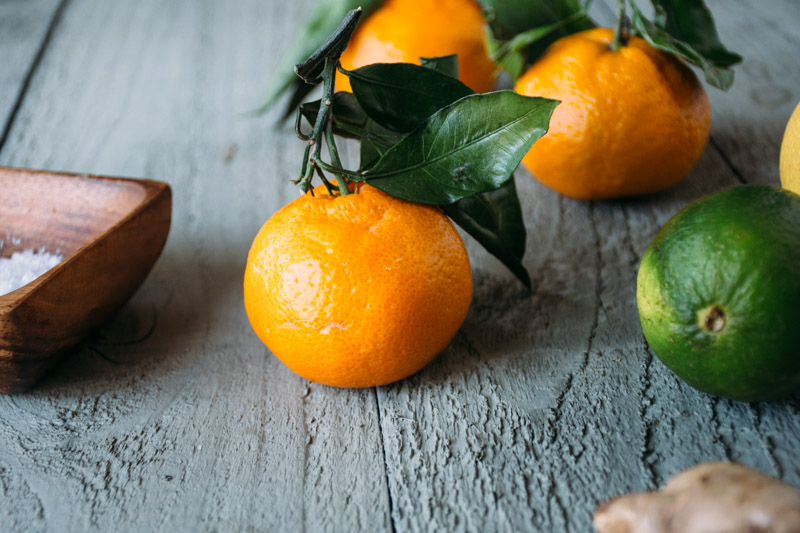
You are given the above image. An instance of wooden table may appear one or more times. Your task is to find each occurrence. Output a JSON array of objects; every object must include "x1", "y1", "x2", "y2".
[{"x1": 1, "y1": 0, "x2": 798, "y2": 531}]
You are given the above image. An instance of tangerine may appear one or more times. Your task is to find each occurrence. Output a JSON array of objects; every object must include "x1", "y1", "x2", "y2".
[
  {"x1": 335, "y1": 0, "x2": 496, "y2": 93},
  {"x1": 514, "y1": 28, "x2": 711, "y2": 200},
  {"x1": 243, "y1": 183, "x2": 473, "y2": 388}
]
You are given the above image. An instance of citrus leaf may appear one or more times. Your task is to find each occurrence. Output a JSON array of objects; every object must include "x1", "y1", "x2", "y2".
[
  {"x1": 420, "y1": 55, "x2": 460, "y2": 79},
  {"x1": 649, "y1": 0, "x2": 741, "y2": 67},
  {"x1": 363, "y1": 91, "x2": 558, "y2": 205},
  {"x1": 488, "y1": 44, "x2": 526, "y2": 81},
  {"x1": 353, "y1": 59, "x2": 472, "y2": 161},
  {"x1": 481, "y1": 0, "x2": 595, "y2": 67},
  {"x1": 353, "y1": 58, "x2": 469, "y2": 167},
  {"x1": 299, "y1": 92, "x2": 368, "y2": 139},
  {"x1": 256, "y1": 0, "x2": 381, "y2": 116},
  {"x1": 442, "y1": 178, "x2": 530, "y2": 288},
  {"x1": 342, "y1": 63, "x2": 474, "y2": 133},
  {"x1": 489, "y1": 10, "x2": 591, "y2": 80},
  {"x1": 359, "y1": 120, "x2": 404, "y2": 171},
  {"x1": 480, "y1": 0, "x2": 593, "y2": 39},
  {"x1": 418, "y1": 56, "x2": 532, "y2": 285},
  {"x1": 281, "y1": 83, "x2": 319, "y2": 121},
  {"x1": 630, "y1": 0, "x2": 741, "y2": 90}
]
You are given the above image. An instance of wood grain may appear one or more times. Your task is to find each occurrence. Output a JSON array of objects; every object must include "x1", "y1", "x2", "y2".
[
  {"x1": 0, "y1": 168, "x2": 171, "y2": 394},
  {"x1": 0, "y1": 0, "x2": 63, "y2": 143},
  {"x1": 374, "y1": 1, "x2": 800, "y2": 530},
  {"x1": 0, "y1": 0, "x2": 390, "y2": 530},
  {"x1": 0, "y1": 0, "x2": 799, "y2": 531},
  {"x1": 705, "y1": 0, "x2": 800, "y2": 186}
]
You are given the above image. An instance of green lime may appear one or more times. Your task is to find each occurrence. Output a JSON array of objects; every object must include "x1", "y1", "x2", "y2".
[{"x1": 637, "y1": 185, "x2": 800, "y2": 401}]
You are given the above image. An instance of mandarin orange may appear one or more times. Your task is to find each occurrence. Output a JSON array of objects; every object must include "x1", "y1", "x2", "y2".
[
  {"x1": 514, "y1": 28, "x2": 711, "y2": 200},
  {"x1": 335, "y1": 0, "x2": 496, "y2": 93},
  {"x1": 243, "y1": 183, "x2": 473, "y2": 388}
]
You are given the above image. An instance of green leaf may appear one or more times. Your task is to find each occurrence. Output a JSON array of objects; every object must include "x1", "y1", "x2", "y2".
[
  {"x1": 363, "y1": 91, "x2": 559, "y2": 205},
  {"x1": 281, "y1": 83, "x2": 319, "y2": 121},
  {"x1": 352, "y1": 59, "x2": 469, "y2": 170},
  {"x1": 480, "y1": 0, "x2": 593, "y2": 39},
  {"x1": 491, "y1": 47, "x2": 527, "y2": 81},
  {"x1": 342, "y1": 63, "x2": 474, "y2": 133},
  {"x1": 299, "y1": 92, "x2": 368, "y2": 139},
  {"x1": 489, "y1": 10, "x2": 592, "y2": 80},
  {"x1": 420, "y1": 55, "x2": 460, "y2": 79},
  {"x1": 353, "y1": 59, "x2": 472, "y2": 167},
  {"x1": 359, "y1": 120, "x2": 405, "y2": 171},
  {"x1": 442, "y1": 178, "x2": 531, "y2": 288},
  {"x1": 256, "y1": 0, "x2": 381, "y2": 116},
  {"x1": 345, "y1": 60, "x2": 533, "y2": 286},
  {"x1": 630, "y1": 0, "x2": 741, "y2": 90},
  {"x1": 649, "y1": 0, "x2": 741, "y2": 67},
  {"x1": 480, "y1": 0, "x2": 595, "y2": 68}
]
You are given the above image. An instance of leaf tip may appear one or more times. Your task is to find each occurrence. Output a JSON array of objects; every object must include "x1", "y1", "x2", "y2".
[{"x1": 518, "y1": 269, "x2": 532, "y2": 290}]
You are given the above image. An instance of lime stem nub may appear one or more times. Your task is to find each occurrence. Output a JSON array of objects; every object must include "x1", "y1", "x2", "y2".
[{"x1": 699, "y1": 305, "x2": 726, "y2": 333}]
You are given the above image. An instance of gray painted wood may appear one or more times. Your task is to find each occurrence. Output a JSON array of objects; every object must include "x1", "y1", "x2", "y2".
[
  {"x1": 1, "y1": 0, "x2": 799, "y2": 532},
  {"x1": 376, "y1": 1, "x2": 800, "y2": 530},
  {"x1": 705, "y1": 0, "x2": 800, "y2": 186},
  {"x1": 0, "y1": 0, "x2": 390, "y2": 531},
  {"x1": 0, "y1": 0, "x2": 63, "y2": 136}
]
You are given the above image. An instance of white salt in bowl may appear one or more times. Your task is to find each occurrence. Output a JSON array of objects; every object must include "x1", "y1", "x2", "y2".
[
  {"x1": 0, "y1": 249, "x2": 65, "y2": 296},
  {"x1": 0, "y1": 167, "x2": 171, "y2": 393}
]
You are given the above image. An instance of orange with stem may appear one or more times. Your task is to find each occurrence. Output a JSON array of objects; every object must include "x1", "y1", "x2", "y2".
[
  {"x1": 514, "y1": 21, "x2": 711, "y2": 200},
  {"x1": 244, "y1": 9, "x2": 473, "y2": 387}
]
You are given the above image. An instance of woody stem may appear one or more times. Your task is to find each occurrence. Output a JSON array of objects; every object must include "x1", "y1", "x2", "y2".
[
  {"x1": 611, "y1": 0, "x2": 630, "y2": 51},
  {"x1": 294, "y1": 8, "x2": 363, "y2": 195}
]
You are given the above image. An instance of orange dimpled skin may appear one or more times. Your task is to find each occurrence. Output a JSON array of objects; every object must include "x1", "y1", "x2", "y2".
[
  {"x1": 243, "y1": 184, "x2": 473, "y2": 388},
  {"x1": 514, "y1": 28, "x2": 711, "y2": 200},
  {"x1": 335, "y1": 0, "x2": 496, "y2": 93}
]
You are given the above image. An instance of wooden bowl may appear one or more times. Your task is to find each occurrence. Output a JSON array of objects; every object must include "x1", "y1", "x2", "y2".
[{"x1": 0, "y1": 167, "x2": 172, "y2": 394}]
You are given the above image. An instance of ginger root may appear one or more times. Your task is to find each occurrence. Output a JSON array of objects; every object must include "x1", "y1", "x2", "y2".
[{"x1": 594, "y1": 462, "x2": 800, "y2": 533}]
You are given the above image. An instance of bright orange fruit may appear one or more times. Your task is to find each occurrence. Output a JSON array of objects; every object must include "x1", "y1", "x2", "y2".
[
  {"x1": 514, "y1": 28, "x2": 711, "y2": 200},
  {"x1": 335, "y1": 0, "x2": 496, "y2": 93},
  {"x1": 243, "y1": 183, "x2": 473, "y2": 388}
]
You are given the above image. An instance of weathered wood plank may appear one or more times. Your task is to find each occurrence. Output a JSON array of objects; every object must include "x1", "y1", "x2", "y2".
[
  {"x1": 377, "y1": 152, "x2": 746, "y2": 531},
  {"x1": 2, "y1": 0, "x2": 800, "y2": 531},
  {"x1": 705, "y1": 0, "x2": 800, "y2": 186},
  {"x1": 0, "y1": 0, "x2": 63, "y2": 145},
  {"x1": 599, "y1": 0, "x2": 800, "y2": 485},
  {"x1": 0, "y1": 0, "x2": 390, "y2": 530},
  {"x1": 376, "y1": 1, "x2": 800, "y2": 531}
]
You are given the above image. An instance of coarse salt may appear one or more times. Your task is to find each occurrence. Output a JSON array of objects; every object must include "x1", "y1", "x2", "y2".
[{"x1": 0, "y1": 248, "x2": 64, "y2": 296}]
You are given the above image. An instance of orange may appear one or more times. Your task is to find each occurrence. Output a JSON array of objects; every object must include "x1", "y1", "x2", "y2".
[
  {"x1": 243, "y1": 183, "x2": 473, "y2": 388},
  {"x1": 514, "y1": 28, "x2": 711, "y2": 200},
  {"x1": 335, "y1": 0, "x2": 496, "y2": 93}
]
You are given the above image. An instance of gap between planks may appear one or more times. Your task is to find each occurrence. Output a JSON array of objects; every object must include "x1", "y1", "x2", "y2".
[{"x1": 0, "y1": 0, "x2": 71, "y2": 156}]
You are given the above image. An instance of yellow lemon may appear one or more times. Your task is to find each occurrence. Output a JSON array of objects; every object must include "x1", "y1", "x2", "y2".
[{"x1": 780, "y1": 100, "x2": 800, "y2": 194}]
